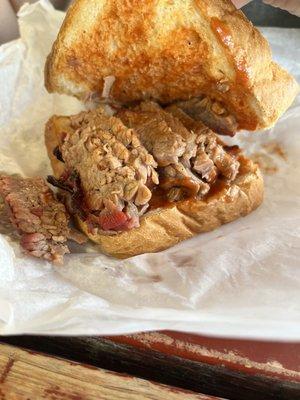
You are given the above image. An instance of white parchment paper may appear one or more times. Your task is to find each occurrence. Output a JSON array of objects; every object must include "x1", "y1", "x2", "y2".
[{"x1": 0, "y1": 0, "x2": 299, "y2": 340}]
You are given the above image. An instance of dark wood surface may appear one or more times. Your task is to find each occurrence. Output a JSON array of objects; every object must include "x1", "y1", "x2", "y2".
[
  {"x1": 243, "y1": 1, "x2": 300, "y2": 28},
  {"x1": 1, "y1": 333, "x2": 299, "y2": 400},
  {"x1": 110, "y1": 332, "x2": 300, "y2": 381}
]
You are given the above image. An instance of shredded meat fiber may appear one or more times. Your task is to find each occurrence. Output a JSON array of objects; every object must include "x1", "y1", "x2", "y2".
[
  {"x1": 49, "y1": 102, "x2": 240, "y2": 236},
  {"x1": 175, "y1": 97, "x2": 238, "y2": 136},
  {"x1": 118, "y1": 102, "x2": 240, "y2": 203},
  {"x1": 49, "y1": 109, "x2": 158, "y2": 235},
  {"x1": 0, "y1": 175, "x2": 85, "y2": 264}
]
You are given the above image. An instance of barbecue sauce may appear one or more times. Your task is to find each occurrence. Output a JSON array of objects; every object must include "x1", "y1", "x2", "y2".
[
  {"x1": 149, "y1": 187, "x2": 173, "y2": 210},
  {"x1": 149, "y1": 178, "x2": 232, "y2": 210},
  {"x1": 203, "y1": 179, "x2": 230, "y2": 200},
  {"x1": 210, "y1": 17, "x2": 251, "y2": 88},
  {"x1": 149, "y1": 177, "x2": 203, "y2": 210}
]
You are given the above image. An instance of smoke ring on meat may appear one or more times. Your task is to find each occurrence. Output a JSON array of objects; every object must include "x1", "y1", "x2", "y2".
[
  {"x1": 49, "y1": 109, "x2": 159, "y2": 235},
  {"x1": 49, "y1": 103, "x2": 240, "y2": 236},
  {"x1": 0, "y1": 175, "x2": 85, "y2": 264}
]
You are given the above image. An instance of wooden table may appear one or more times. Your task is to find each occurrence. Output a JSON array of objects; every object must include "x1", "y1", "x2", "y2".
[
  {"x1": 1, "y1": 332, "x2": 299, "y2": 399},
  {"x1": 0, "y1": 342, "x2": 221, "y2": 399}
]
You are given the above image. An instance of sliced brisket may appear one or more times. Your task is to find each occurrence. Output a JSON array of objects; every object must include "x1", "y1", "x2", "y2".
[{"x1": 0, "y1": 175, "x2": 85, "y2": 264}]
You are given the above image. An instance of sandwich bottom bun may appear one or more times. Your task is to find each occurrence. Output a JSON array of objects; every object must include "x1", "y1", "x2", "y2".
[{"x1": 76, "y1": 156, "x2": 264, "y2": 259}]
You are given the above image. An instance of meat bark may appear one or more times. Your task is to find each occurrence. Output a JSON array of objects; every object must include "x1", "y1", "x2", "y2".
[
  {"x1": 49, "y1": 109, "x2": 158, "y2": 234},
  {"x1": 48, "y1": 103, "x2": 241, "y2": 236},
  {"x1": 166, "y1": 105, "x2": 240, "y2": 181},
  {"x1": 175, "y1": 97, "x2": 238, "y2": 136},
  {"x1": 118, "y1": 102, "x2": 240, "y2": 203},
  {"x1": 0, "y1": 175, "x2": 85, "y2": 264}
]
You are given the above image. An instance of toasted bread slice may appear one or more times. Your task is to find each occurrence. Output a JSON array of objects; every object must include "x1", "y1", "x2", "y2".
[
  {"x1": 45, "y1": 112, "x2": 264, "y2": 259},
  {"x1": 45, "y1": 0, "x2": 298, "y2": 132}
]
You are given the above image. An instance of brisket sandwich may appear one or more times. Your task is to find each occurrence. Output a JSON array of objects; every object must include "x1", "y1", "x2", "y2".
[
  {"x1": 41, "y1": 0, "x2": 297, "y2": 259},
  {"x1": 45, "y1": 102, "x2": 262, "y2": 258}
]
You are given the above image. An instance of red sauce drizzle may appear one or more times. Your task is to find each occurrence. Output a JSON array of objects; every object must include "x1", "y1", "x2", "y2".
[
  {"x1": 204, "y1": 179, "x2": 230, "y2": 200},
  {"x1": 149, "y1": 178, "x2": 234, "y2": 210},
  {"x1": 211, "y1": 17, "x2": 234, "y2": 50},
  {"x1": 149, "y1": 187, "x2": 172, "y2": 210},
  {"x1": 211, "y1": 17, "x2": 251, "y2": 87}
]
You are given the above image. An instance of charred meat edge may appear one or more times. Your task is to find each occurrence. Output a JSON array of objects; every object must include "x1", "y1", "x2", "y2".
[
  {"x1": 0, "y1": 175, "x2": 85, "y2": 264},
  {"x1": 50, "y1": 105, "x2": 240, "y2": 235}
]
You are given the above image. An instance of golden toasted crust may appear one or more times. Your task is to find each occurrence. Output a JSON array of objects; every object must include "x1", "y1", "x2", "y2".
[
  {"x1": 45, "y1": 114, "x2": 264, "y2": 259},
  {"x1": 78, "y1": 161, "x2": 263, "y2": 258},
  {"x1": 45, "y1": 0, "x2": 298, "y2": 131}
]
